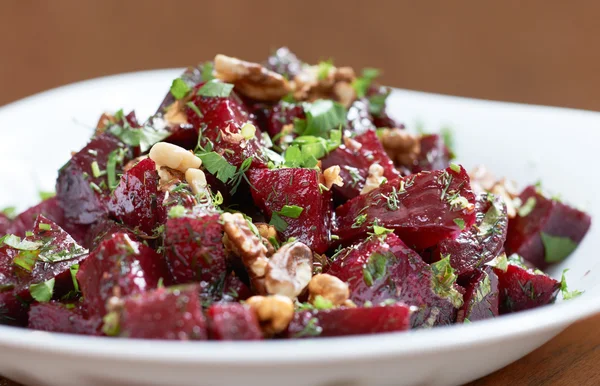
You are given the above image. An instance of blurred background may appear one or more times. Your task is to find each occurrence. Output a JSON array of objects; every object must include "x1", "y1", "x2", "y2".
[{"x1": 1, "y1": 1, "x2": 599, "y2": 110}]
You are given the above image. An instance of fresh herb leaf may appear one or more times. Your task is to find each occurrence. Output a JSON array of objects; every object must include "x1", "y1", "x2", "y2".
[
  {"x1": 541, "y1": 233, "x2": 578, "y2": 263},
  {"x1": 300, "y1": 100, "x2": 347, "y2": 138},
  {"x1": 201, "y1": 62, "x2": 215, "y2": 81},
  {"x1": 430, "y1": 255, "x2": 463, "y2": 308},
  {"x1": 106, "y1": 150, "x2": 119, "y2": 191},
  {"x1": 293, "y1": 317, "x2": 322, "y2": 338},
  {"x1": 1, "y1": 235, "x2": 43, "y2": 251},
  {"x1": 351, "y1": 213, "x2": 368, "y2": 228},
  {"x1": 559, "y1": 269, "x2": 583, "y2": 300},
  {"x1": 269, "y1": 212, "x2": 288, "y2": 233},
  {"x1": 368, "y1": 90, "x2": 389, "y2": 116},
  {"x1": 352, "y1": 68, "x2": 380, "y2": 98},
  {"x1": 518, "y1": 197, "x2": 537, "y2": 217},
  {"x1": 168, "y1": 205, "x2": 186, "y2": 219},
  {"x1": 372, "y1": 225, "x2": 393, "y2": 236},
  {"x1": 477, "y1": 197, "x2": 504, "y2": 237},
  {"x1": 38, "y1": 223, "x2": 52, "y2": 231},
  {"x1": 196, "y1": 79, "x2": 234, "y2": 98},
  {"x1": 102, "y1": 311, "x2": 120, "y2": 336},
  {"x1": 317, "y1": 60, "x2": 334, "y2": 80},
  {"x1": 485, "y1": 253, "x2": 509, "y2": 272},
  {"x1": 197, "y1": 152, "x2": 237, "y2": 183},
  {"x1": 30, "y1": 278, "x2": 55, "y2": 303},
  {"x1": 39, "y1": 191, "x2": 56, "y2": 201},
  {"x1": 449, "y1": 163, "x2": 461, "y2": 173},
  {"x1": 70, "y1": 264, "x2": 80, "y2": 292},
  {"x1": 109, "y1": 123, "x2": 170, "y2": 153},
  {"x1": 278, "y1": 205, "x2": 304, "y2": 219},
  {"x1": 473, "y1": 272, "x2": 492, "y2": 303},
  {"x1": 363, "y1": 252, "x2": 394, "y2": 287},
  {"x1": 185, "y1": 101, "x2": 203, "y2": 119},
  {"x1": 1, "y1": 207, "x2": 17, "y2": 219},
  {"x1": 13, "y1": 251, "x2": 37, "y2": 272},
  {"x1": 170, "y1": 78, "x2": 191, "y2": 100},
  {"x1": 313, "y1": 295, "x2": 334, "y2": 310},
  {"x1": 453, "y1": 218, "x2": 466, "y2": 230}
]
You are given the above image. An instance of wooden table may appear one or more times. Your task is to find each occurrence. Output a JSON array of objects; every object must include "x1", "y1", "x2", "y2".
[{"x1": 2, "y1": 313, "x2": 600, "y2": 385}]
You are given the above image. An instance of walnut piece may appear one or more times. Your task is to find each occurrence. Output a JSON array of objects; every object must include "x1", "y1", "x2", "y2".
[
  {"x1": 163, "y1": 99, "x2": 189, "y2": 125},
  {"x1": 265, "y1": 241, "x2": 313, "y2": 298},
  {"x1": 221, "y1": 212, "x2": 269, "y2": 293},
  {"x1": 308, "y1": 274, "x2": 350, "y2": 307},
  {"x1": 323, "y1": 165, "x2": 344, "y2": 189},
  {"x1": 470, "y1": 166, "x2": 520, "y2": 218},
  {"x1": 292, "y1": 64, "x2": 357, "y2": 108},
  {"x1": 246, "y1": 295, "x2": 295, "y2": 335},
  {"x1": 214, "y1": 54, "x2": 291, "y2": 101},
  {"x1": 149, "y1": 142, "x2": 202, "y2": 173},
  {"x1": 360, "y1": 163, "x2": 385, "y2": 195},
  {"x1": 379, "y1": 128, "x2": 421, "y2": 166}
]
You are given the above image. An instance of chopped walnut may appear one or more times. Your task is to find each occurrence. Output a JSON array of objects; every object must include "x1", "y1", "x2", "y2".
[
  {"x1": 308, "y1": 274, "x2": 350, "y2": 307},
  {"x1": 323, "y1": 165, "x2": 344, "y2": 189},
  {"x1": 157, "y1": 166, "x2": 185, "y2": 190},
  {"x1": 292, "y1": 64, "x2": 357, "y2": 108},
  {"x1": 246, "y1": 295, "x2": 295, "y2": 335},
  {"x1": 221, "y1": 212, "x2": 269, "y2": 293},
  {"x1": 265, "y1": 241, "x2": 313, "y2": 298},
  {"x1": 255, "y1": 222, "x2": 279, "y2": 256},
  {"x1": 470, "y1": 166, "x2": 520, "y2": 218},
  {"x1": 214, "y1": 54, "x2": 291, "y2": 101},
  {"x1": 344, "y1": 137, "x2": 363, "y2": 151},
  {"x1": 163, "y1": 99, "x2": 189, "y2": 125},
  {"x1": 379, "y1": 128, "x2": 421, "y2": 166},
  {"x1": 95, "y1": 113, "x2": 116, "y2": 135},
  {"x1": 360, "y1": 163, "x2": 386, "y2": 194},
  {"x1": 312, "y1": 252, "x2": 329, "y2": 275}
]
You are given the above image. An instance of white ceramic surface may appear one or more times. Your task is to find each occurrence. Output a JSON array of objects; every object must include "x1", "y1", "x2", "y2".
[{"x1": 0, "y1": 70, "x2": 598, "y2": 386}]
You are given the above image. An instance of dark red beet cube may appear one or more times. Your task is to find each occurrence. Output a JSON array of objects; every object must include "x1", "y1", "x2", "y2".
[
  {"x1": 432, "y1": 193, "x2": 508, "y2": 279},
  {"x1": 118, "y1": 284, "x2": 207, "y2": 340},
  {"x1": 207, "y1": 303, "x2": 262, "y2": 340},
  {"x1": 220, "y1": 273, "x2": 252, "y2": 302},
  {"x1": 0, "y1": 215, "x2": 87, "y2": 325},
  {"x1": 322, "y1": 129, "x2": 398, "y2": 202},
  {"x1": 412, "y1": 134, "x2": 452, "y2": 173},
  {"x1": 83, "y1": 217, "x2": 136, "y2": 251},
  {"x1": 263, "y1": 101, "x2": 305, "y2": 138},
  {"x1": 334, "y1": 165, "x2": 477, "y2": 250},
  {"x1": 107, "y1": 158, "x2": 166, "y2": 236},
  {"x1": 77, "y1": 233, "x2": 168, "y2": 317},
  {"x1": 28, "y1": 301, "x2": 102, "y2": 335},
  {"x1": 494, "y1": 257, "x2": 560, "y2": 313},
  {"x1": 163, "y1": 213, "x2": 226, "y2": 285},
  {"x1": 456, "y1": 266, "x2": 499, "y2": 323},
  {"x1": 187, "y1": 85, "x2": 268, "y2": 168},
  {"x1": 287, "y1": 304, "x2": 411, "y2": 338},
  {"x1": 56, "y1": 132, "x2": 132, "y2": 225},
  {"x1": 326, "y1": 233, "x2": 459, "y2": 328},
  {"x1": 505, "y1": 186, "x2": 591, "y2": 269},
  {"x1": 248, "y1": 168, "x2": 333, "y2": 253}
]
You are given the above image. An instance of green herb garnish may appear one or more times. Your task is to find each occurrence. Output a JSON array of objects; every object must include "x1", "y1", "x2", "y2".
[
  {"x1": 299, "y1": 99, "x2": 347, "y2": 138},
  {"x1": 30, "y1": 278, "x2": 55, "y2": 303},
  {"x1": 269, "y1": 212, "x2": 288, "y2": 233},
  {"x1": 518, "y1": 197, "x2": 537, "y2": 217},
  {"x1": 277, "y1": 205, "x2": 304, "y2": 219},
  {"x1": 170, "y1": 78, "x2": 191, "y2": 100},
  {"x1": 168, "y1": 205, "x2": 187, "y2": 219},
  {"x1": 541, "y1": 233, "x2": 578, "y2": 263},
  {"x1": 313, "y1": 295, "x2": 334, "y2": 310},
  {"x1": 363, "y1": 252, "x2": 394, "y2": 287},
  {"x1": 196, "y1": 79, "x2": 234, "y2": 98},
  {"x1": 102, "y1": 311, "x2": 120, "y2": 336},
  {"x1": 430, "y1": 255, "x2": 463, "y2": 308},
  {"x1": 201, "y1": 62, "x2": 215, "y2": 81},
  {"x1": 559, "y1": 269, "x2": 583, "y2": 300},
  {"x1": 485, "y1": 253, "x2": 509, "y2": 272},
  {"x1": 352, "y1": 68, "x2": 380, "y2": 98},
  {"x1": 453, "y1": 218, "x2": 466, "y2": 230},
  {"x1": 197, "y1": 152, "x2": 237, "y2": 183},
  {"x1": 293, "y1": 317, "x2": 323, "y2": 338},
  {"x1": 351, "y1": 213, "x2": 368, "y2": 228},
  {"x1": 317, "y1": 60, "x2": 334, "y2": 80},
  {"x1": 70, "y1": 264, "x2": 80, "y2": 292},
  {"x1": 38, "y1": 223, "x2": 52, "y2": 231}
]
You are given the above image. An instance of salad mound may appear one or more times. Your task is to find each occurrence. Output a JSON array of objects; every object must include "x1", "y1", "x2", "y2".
[{"x1": 0, "y1": 48, "x2": 592, "y2": 340}]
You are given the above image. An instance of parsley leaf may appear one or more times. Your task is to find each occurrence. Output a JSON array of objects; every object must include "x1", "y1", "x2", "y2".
[
  {"x1": 30, "y1": 278, "x2": 55, "y2": 303},
  {"x1": 278, "y1": 205, "x2": 304, "y2": 219},
  {"x1": 313, "y1": 295, "x2": 334, "y2": 310},
  {"x1": 70, "y1": 264, "x2": 80, "y2": 292},
  {"x1": 201, "y1": 62, "x2": 215, "y2": 81},
  {"x1": 453, "y1": 218, "x2": 466, "y2": 230},
  {"x1": 109, "y1": 123, "x2": 170, "y2": 153},
  {"x1": 485, "y1": 253, "x2": 508, "y2": 272},
  {"x1": 196, "y1": 80, "x2": 234, "y2": 98},
  {"x1": 170, "y1": 78, "x2": 191, "y2": 100},
  {"x1": 559, "y1": 269, "x2": 583, "y2": 300},
  {"x1": 300, "y1": 100, "x2": 347, "y2": 138},
  {"x1": 372, "y1": 225, "x2": 394, "y2": 236},
  {"x1": 293, "y1": 317, "x2": 323, "y2": 338},
  {"x1": 352, "y1": 68, "x2": 380, "y2": 98},
  {"x1": 430, "y1": 255, "x2": 463, "y2": 308},
  {"x1": 197, "y1": 152, "x2": 237, "y2": 183},
  {"x1": 518, "y1": 197, "x2": 537, "y2": 217},
  {"x1": 368, "y1": 90, "x2": 389, "y2": 116},
  {"x1": 106, "y1": 150, "x2": 120, "y2": 191},
  {"x1": 1, "y1": 235, "x2": 43, "y2": 251},
  {"x1": 363, "y1": 252, "x2": 395, "y2": 287},
  {"x1": 269, "y1": 212, "x2": 288, "y2": 233},
  {"x1": 541, "y1": 233, "x2": 578, "y2": 263}
]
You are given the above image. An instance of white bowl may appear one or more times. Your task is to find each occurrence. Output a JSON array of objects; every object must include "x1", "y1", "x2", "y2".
[{"x1": 0, "y1": 70, "x2": 597, "y2": 386}]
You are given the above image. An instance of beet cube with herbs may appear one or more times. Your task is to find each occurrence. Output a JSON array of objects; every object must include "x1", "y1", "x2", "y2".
[
  {"x1": 505, "y1": 185, "x2": 591, "y2": 269},
  {"x1": 326, "y1": 233, "x2": 460, "y2": 328},
  {"x1": 115, "y1": 284, "x2": 207, "y2": 340},
  {"x1": 263, "y1": 101, "x2": 305, "y2": 138},
  {"x1": 77, "y1": 232, "x2": 168, "y2": 317},
  {"x1": 207, "y1": 303, "x2": 262, "y2": 340},
  {"x1": 334, "y1": 165, "x2": 477, "y2": 250},
  {"x1": 248, "y1": 168, "x2": 333, "y2": 253},
  {"x1": 28, "y1": 301, "x2": 102, "y2": 336},
  {"x1": 456, "y1": 266, "x2": 499, "y2": 323},
  {"x1": 412, "y1": 134, "x2": 452, "y2": 173}
]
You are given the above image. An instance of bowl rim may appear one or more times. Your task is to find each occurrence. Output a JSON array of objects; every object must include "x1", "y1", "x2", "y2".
[{"x1": 0, "y1": 69, "x2": 597, "y2": 364}]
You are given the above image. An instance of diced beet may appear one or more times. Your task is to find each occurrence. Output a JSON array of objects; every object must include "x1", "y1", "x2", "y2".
[
  {"x1": 494, "y1": 257, "x2": 560, "y2": 313},
  {"x1": 56, "y1": 132, "x2": 133, "y2": 225},
  {"x1": 221, "y1": 273, "x2": 252, "y2": 302},
  {"x1": 505, "y1": 186, "x2": 591, "y2": 269},
  {"x1": 322, "y1": 130, "x2": 398, "y2": 202},
  {"x1": 326, "y1": 233, "x2": 459, "y2": 328},
  {"x1": 334, "y1": 165, "x2": 477, "y2": 250},
  {"x1": 187, "y1": 85, "x2": 268, "y2": 168},
  {"x1": 367, "y1": 85, "x2": 401, "y2": 128},
  {"x1": 248, "y1": 168, "x2": 333, "y2": 253},
  {"x1": 263, "y1": 101, "x2": 305, "y2": 138},
  {"x1": 412, "y1": 134, "x2": 452, "y2": 173},
  {"x1": 207, "y1": 303, "x2": 262, "y2": 340},
  {"x1": 456, "y1": 266, "x2": 499, "y2": 323},
  {"x1": 117, "y1": 284, "x2": 207, "y2": 340},
  {"x1": 163, "y1": 213, "x2": 226, "y2": 285},
  {"x1": 346, "y1": 99, "x2": 376, "y2": 135},
  {"x1": 83, "y1": 217, "x2": 136, "y2": 251},
  {"x1": 145, "y1": 113, "x2": 198, "y2": 151},
  {"x1": 0, "y1": 215, "x2": 87, "y2": 325},
  {"x1": 77, "y1": 233, "x2": 168, "y2": 317},
  {"x1": 265, "y1": 47, "x2": 304, "y2": 79},
  {"x1": 107, "y1": 158, "x2": 166, "y2": 236},
  {"x1": 432, "y1": 193, "x2": 508, "y2": 279},
  {"x1": 287, "y1": 304, "x2": 411, "y2": 338},
  {"x1": 28, "y1": 301, "x2": 102, "y2": 335}
]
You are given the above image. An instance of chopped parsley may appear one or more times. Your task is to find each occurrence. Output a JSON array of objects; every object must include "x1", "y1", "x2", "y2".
[
  {"x1": 1, "y1": 234, "x2": 43, "y2": 251},
  {"x1": 316, "y1": 60, "x2": 334, "y2": 80},
  {"x1": 453, "y1": 218, "x2": 466, "y2": 230},
  {"x1": 185, "y1": 101, "x2": 203, "y2": 119},
  {"x1": 368, "y1": 89, "x2": 389, "y2": 116},
  {"x1": 109, "y1": 122, "x2": 170, "y2": 153},
  {"x1": 277, "y1": 205, "x2": 304, "y2": 219},
  {"x1": 541, "y1": 233, "x2": 578, "y2": 263},
  {"x1": 269, "y1": 212, "x2": 288, "y2": 233},
  {"x1": 430, "y1": 255, "x2": 463, "y2": 308},
  {"x1": 170, "y1": 78, "x2": 191, "y2": 100},
  {"x1": 440, "y1": 126, "x2": 456, "y2": 157},
  {"x1": 70, "y1": 264, "x2": 80, "y2": 292},
  {"x1": 197, "y1": 152, "x2": 237, "y2": 183},
  {"x1": 38, "y1": 223, "x2": 52, "y2": 231},
  {"x1": 313, "y1": 295, "x2": 334, "y2": 310},
  {"x1": 485, "y1": 253, "x2": 508, "y2": 272},
  {"x1": 168, "y1": 205, "x2": 187, "y2": 219},
  {"x1": 196, "y1": 79, "x2": 234, "y2": 98},
  {"x1": 293, "y1": 317, "x2": 323, "y2": 338},
  {"x1": 372, "y1": 225, "x2": 394, "y2": 236},
  {"x1": 351, "y1": 213, "x2": 368, "y2": 228},
  {"x1": 518, "y1": 197, "x2": 537, "y2": 217},
  {"x1": 352, "y1": 68, "x2": 380, "y2": 98},
  {"x1": 449, "y1": 163, "x2": 461, "y2": 173},
  {"x1": 477, "y1": 197, "x2": 504, "y2": 237},
  {"x1": 106, "y1": 150, "x2": 120, "y2": 191},
  {"x1": 102, "y1": 311, "x2": 120, "y2": 336},
  {"x1": 13, "y1": 251, "x2": 37, "y2": 272},
  {"x1": 363, "y1": 252, "x2": 394, "y2": 287},
  {"x1": 201, "y1": 62, "x2": 215, "y2": 81},
  {"x1": 559, "y1": 269, "x2": 583, "y2": 300},
  {"x1": 30, "y1": 278, "x2": 55, "y2": 303},
  {"x1": 298, "y1": 99, "x2": 347, "y2": 138},
  {"x1": 473, "y1": 273, "x2": 492, "y2": 303}
]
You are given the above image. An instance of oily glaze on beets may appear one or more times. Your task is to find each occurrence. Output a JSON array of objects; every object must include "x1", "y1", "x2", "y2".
[
  {"x1": 248, "y1": 168, "x2": 332, "y2": 253},
  {"x1": 335, "y1": 165, "x2": 477, "y2": 250},
  {"x1": 287, "y1": 303, "x2": 411, "y2": 338},
  {"x1": 322, "y1": 129, "x2": 398, "y2": 203},
  {"x1": 118, "y1": 284, "x2": 207, "y2": 340},
  {"x1": 0, "y1": 216, "x2": 87, "y2": 325},
  {"x1": 326, "y1": 234, "x2": 459, "y2": 328},
  {"x1": 28, "y1": 301, "x2": 103, "y2": 335},
  {"x1": 456, "y1": 266, "x2": 499, "y2": 323},
  {"x1": 494, "y1": 258, "x2": 560, "y2": 314},
  {"x1": 77, "y1": 233, "x2": 168, "y2": 317},
  {"x1": 432, "y1": 193, "x2": 508, "y2": 279},
  {"x1": 505, "y1": 185, "x2": 591, "y2": 269},
  {"x1": 207, "y1": 303, "x2": 262, "y2": 340}
]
